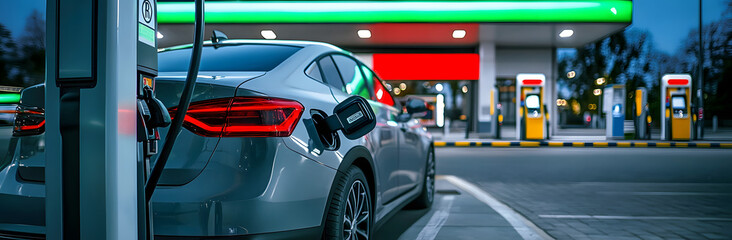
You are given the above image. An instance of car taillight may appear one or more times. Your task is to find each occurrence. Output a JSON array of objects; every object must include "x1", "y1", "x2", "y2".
[
  {"x1": 169, "y1": 97, "x2": 304, "y2": 138},
  {"x1": 13, "y1": 107, "x2": 45, "y2": 136}
]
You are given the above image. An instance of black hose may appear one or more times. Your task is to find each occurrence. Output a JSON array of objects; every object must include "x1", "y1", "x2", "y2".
[{"x1": 145, "y1": 0, "x2": 204, "y2": 200}]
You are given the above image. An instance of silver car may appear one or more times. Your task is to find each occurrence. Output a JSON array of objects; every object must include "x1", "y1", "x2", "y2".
[{"x1": 0, "y1": 40, "x2": 435, "y2": 239}]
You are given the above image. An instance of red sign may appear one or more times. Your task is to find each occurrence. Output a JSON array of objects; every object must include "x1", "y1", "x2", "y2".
[
  {"x1": 668, "y1": 79, "x2": 689, "y2": 85},
  {"x1": 522, "y1": 79, "x2": 543, "y2": 85},
  {"x1": 372, "y1": 53, "x2": 479, "y2": 81}
]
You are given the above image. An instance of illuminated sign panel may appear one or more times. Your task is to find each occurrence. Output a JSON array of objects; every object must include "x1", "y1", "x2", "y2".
[
  {"x1": 372, "y1": 53, "x2": 479, "y2": 81},
  {"x1": 158, "y1": 1, "x2": 632, "y2": 24},
  {"x1": 668, "y1": 79, "x2": 689, "y2": 85},
  {"x1": 522, "y1": 79, "x2": 543, "y2": 85}
]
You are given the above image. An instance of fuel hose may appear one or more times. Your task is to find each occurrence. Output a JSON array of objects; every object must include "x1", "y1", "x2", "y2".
[{"x1": 145, "y1": 0, "x2": 204, "y2": 200}]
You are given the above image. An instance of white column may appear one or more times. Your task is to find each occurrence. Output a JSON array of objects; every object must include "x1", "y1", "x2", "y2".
[{"x1": 477, "y1": 41, "x2": 497, "y2": 136}]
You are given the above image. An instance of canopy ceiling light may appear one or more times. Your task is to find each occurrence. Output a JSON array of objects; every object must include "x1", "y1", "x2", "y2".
[
  {"x1": 559, "y1": 29, "x2": 574, "y2": 38},
  {"x1": 261, "y1": 30, "x2": 277, "y2": 39},
  {"x1": 357, "y1": 29, "x2": 372, "y2": 39},
  {"x1": 452, "y1": 29, "x2": 466, "y2": 39}
]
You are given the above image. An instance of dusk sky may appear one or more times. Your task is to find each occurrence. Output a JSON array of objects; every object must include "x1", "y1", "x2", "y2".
[{"x1": 0, "y1": 0, "x2": 729, "y2": 55}]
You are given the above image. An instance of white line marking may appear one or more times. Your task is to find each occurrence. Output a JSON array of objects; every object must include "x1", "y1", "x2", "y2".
[
  {"x1": 597, "y1": 191, "x2": 732, "y2": 196},
  {"x1": 538, "y1": 215, "x2": 732, "y2": 221},
  {"x1": 416, "y1": 195, "x2": 455, "y2": 240},
  {"x1": 443, "y1": 175, "x2": 553, "y2": 240}
]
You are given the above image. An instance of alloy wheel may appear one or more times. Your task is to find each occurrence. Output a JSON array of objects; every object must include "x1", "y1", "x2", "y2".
[{"x1": 343, "y1": 180, "x2": 370, "y2": 240}]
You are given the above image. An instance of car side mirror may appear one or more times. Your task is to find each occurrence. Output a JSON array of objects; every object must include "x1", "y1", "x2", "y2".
[
  {"x1": 406, "y1": 98, "x2": 428, "y2": 115},
  {"x1": 325, "y1": 96, "x2": 376, "y2": 140}
]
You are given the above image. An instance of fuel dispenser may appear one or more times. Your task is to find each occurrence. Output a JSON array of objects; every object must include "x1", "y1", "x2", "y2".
[
  {"x1": 633, "y1": 87, "x2": 651, "y2": 139},
  {"x1": 46, "y1": 0, "x2": 204, "y2": 238},
  {"x1": 603, "y1": 84, "x2": 625, "y2": 139},
  {"x1": 661, "y1": 74, "x2": 693, "y2": 141},
  {"x1": 516, "y1": 74, "x2": 547, "y2": 140}
]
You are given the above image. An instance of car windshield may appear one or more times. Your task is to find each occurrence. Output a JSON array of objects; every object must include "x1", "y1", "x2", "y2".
[{"x1": 158, "y1": 44, "x2": 302, "y2": 72}]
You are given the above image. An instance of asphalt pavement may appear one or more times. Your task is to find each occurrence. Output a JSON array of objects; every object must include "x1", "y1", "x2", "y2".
[{"x1": 431, "y1": 147, "x2": 732, "y2": 240}]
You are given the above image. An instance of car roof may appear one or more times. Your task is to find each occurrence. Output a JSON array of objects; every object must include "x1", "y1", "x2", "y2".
[{"x1": 158, "y1": 39, "x2": 344, "y2": 52}]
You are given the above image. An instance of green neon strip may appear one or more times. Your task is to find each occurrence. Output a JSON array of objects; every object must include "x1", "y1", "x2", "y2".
[
  {"x1": 0, "y1": 93, "x2": 21, "y2": 104},
  {"x1": 158, "y1": 1, "x2": 632, "y2": 24}
]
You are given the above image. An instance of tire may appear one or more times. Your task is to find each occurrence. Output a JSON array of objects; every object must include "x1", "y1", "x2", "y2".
[
  {"x1": 407, "y1": 147, "x2": 435, "y2": 209},
  {"x1": 324, "y1": 166, "x2": 372, "y2": 240}
]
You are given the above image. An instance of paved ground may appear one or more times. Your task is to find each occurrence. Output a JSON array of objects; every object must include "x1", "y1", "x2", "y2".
[
  {"x1": 435, "y1": 147, "x2": 732, "y2": 240},
  {"x1": 375, "y1": 179, "x2": 529, "y2": 240}
]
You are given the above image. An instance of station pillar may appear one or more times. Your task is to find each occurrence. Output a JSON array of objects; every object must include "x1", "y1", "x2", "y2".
[{"x1": 477, "y1": 41, "x2": 497, "y2": 137}]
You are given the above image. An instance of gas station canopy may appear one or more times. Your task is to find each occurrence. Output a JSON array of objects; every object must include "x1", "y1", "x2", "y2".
[{"x1": 156, "y1": 0, "x2": 632, "y2": 48}]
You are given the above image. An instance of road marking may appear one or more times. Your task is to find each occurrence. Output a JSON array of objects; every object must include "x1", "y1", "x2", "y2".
[
  {"x1": 634, "y1": 142, "x2": 648, "y2": 147},
  {"x1": 598, "y1": 191, "x2": 732, "y2": 196},
  {"x1": 443, "y1": 175, "x2": 553, "y2": 240},
  {"x1": 675, "y1": 142, "x2": 688, "y2": 147},
  {"x1": 548, "y1": 142, "x2": 563, "y2": 147},
  {"x1": 617, "y1": 142, "x2": 631, "y2": 147},
  {"x1": 593, "y1": 142, "x2": 608, "y2": 147},
  {"x1": 572, "y1": 142, "x2": 584, "y2": 147},
  {"x1": 416, "y1": 195, "x2": 455, "y2": 240},
  {"x1": 538, "y1": 215, "x2": 732, "y2": 221},
  {"x1": 492, "y1": 142, "x2": 511, "y2": 147},
  {"x1": 520, "y1": 142, "x2": 540, "y2": 147},
  {"x1": 434, "y1": 141, "x2": 446, "y2": 147},
  {"x1": 656, "y1": 142, "x2": 671, "y2": 147},
  {"x1": 722, "y1": 143, "x2": 732, "y2": 148}
]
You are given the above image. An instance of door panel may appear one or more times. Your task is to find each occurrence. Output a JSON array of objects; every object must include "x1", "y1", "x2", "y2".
[{"x1": 330, "y1": 54, "x2": 402, "y2": 204}]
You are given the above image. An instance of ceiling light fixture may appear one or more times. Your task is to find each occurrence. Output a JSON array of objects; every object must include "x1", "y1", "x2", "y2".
[
  {"x1": 559, "y1": 29, "x2": 574, "y2": 38},
  {"x1": 261, "y1": 30, "x2": 277, "y2": 39},
  {"x1": 357, "y1": 29, "x2": 371, "y2": 39},
  {"x1": 452, "y1": 29, "x2": 466, "y2": 39}
]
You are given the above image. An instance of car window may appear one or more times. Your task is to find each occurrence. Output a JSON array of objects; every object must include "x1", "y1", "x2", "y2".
[
  {"x1": 159, "y1": 44, "x2": 302, "y2": 72},
  {"x1": 305, "y1": 62, "x2": 323, "y2": 82},
  {"x1": 318, "y1": 56, "x2": 345, "y2": 90},
  {"x1": 332, "y1": 55, "x2": 371, "y2": 99},
  {"x1": 361, "y1": 65, "x2": 396, "y2": 107}
]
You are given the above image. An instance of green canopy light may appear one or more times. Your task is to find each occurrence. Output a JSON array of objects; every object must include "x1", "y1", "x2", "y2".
[
  {"x1": 0, "y1": 93, "x2": 21, "y2": 104},
  {"x1": 158, "y1": 1, "x2": 632, "y2": 24}
]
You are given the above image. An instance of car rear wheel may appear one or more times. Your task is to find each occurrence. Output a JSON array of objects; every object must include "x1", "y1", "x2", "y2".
[
  {"x1": 324, "y1": 166, "x2": 372, "y2": 240},
  {"x1": 407, "y1": 147, "x2": 435, "y2": 209}
]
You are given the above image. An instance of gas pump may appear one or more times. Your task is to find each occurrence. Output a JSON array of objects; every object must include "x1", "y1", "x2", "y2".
[
  {"x1": 633, "y1": 87, "x2": 650, "y2": 140},
  {"x1": 516, "y1": 74, "x2": 547, "y2": 140},
  {"x1": 46, "y1": 0, "x2": 204, "y2": 239},
  {"x1": 661, "y1": 74, "x2": 693, "y2": 141},
  {"x1": 603, "y1": 84, "x2": 625, "y2": 139}
]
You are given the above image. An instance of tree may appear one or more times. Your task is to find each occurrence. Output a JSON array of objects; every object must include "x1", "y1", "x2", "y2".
[
  {"x1": 557, "y1": 29, "x2": 661, "y2": 119},
  {"x1": 0, "y1": 24, "x2": 21, "y2": 87},
  {"x1": 669, "y1": 2, "x2": 732, "y2": 121}
]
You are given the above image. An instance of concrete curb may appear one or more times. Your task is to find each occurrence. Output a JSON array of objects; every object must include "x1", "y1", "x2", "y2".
[{"x1": 434, "y1": 141, "x2": 732, "y2": 148}]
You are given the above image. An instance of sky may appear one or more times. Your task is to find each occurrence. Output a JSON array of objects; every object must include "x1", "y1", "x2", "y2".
[
  {"x1": 0, "y1": 0, "x2": 729, "y2": 54},
  {"x1": 630, "y1": 0, "x2": 728, "y2": 55}
]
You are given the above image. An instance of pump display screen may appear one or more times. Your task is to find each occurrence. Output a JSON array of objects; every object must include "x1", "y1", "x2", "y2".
[
  {"x1": 525, "y1": 94, "x2": 541, "y2": 117},
  {"x1": 525, "y1": 95, "x2": 540, "y2": 109},
  {"x1": 671, "y1": 96, "x2": 686, "y2": 110}
]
